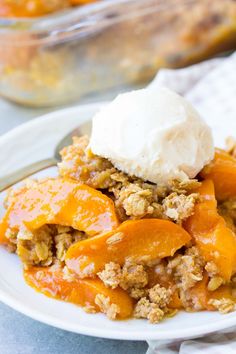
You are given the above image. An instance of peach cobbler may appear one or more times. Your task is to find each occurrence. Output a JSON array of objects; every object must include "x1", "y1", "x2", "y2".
[
  {"x1": 1, "y1": 87, "x2": 236, "y2": 323},
  {"x1": 0, "y1": 0, "x2": 97, "y2": 18}
]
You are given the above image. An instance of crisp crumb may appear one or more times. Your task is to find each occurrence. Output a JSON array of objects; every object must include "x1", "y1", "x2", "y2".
[
  {"x1": 148, "y1": 284, "x2": 172, "y2": 308},
  {"x1": 167, "y1": 246, "x2": 204, "y2": 292},
  {"x1": 205, "y1": 261, "x2": 219, "y2": 277},
  {"x1": 120, "y1": 262, "x2": 148, "y2": 290},
  {"x1": 208, "y1": 298, "x2": 235, "y2": 314},
  {"x1": 97, "y1": 262, "x2": 122, "y2": 289},
  {"x1": 162, "y1": 192, "x2": 199, "y2": 223},
  {"x1": 207, "y1": 276, "x2": 223, "y2": 291},
  {"x1": 171, "y1": 179, "x2": 201, "y2": 194},
  {"x1": 83, "y1": 304, "x2": 97, "y2": 314},
  {"x1": 95, "y1": 294, "x2": 120, "y2": 320},
  {"x1": 134, "y1": 298, "x2": 165, "y2": 324},
  {"x1": 225, "y1": 136, "x2": 236, "y2": 157},
  {"x1": 129, "y1": 288, "x2": 148, "y2": 300}
]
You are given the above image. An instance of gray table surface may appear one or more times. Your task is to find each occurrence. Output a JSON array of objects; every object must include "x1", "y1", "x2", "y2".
[{"x1": 0, "y1": 98, "x2": 148, "y2": 354}]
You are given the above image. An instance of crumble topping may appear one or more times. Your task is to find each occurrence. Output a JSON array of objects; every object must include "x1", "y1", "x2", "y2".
[
  {"x1": 167, "y1": 247, "x2": 204, "y2": 292},
  {"x1": 16, "y1": 225, "x2": 54, "y2": 268},
  {"x1": 205, "y1": 261, "x2": 219, "y2": 277},
  {"x1": 59, "y1": 136, "x2": 116, "y2": 189},
  {"x1": 118, "y1": 186, "x2": 154, "y2": 218},
  {"x1": 120, "y1": 261, "x2": 148, "y2": 291},
  {"x1": 58, "y1": 136, "x2": 200, "y2": 223},
  {"x1": 95, "y1": 245, "x2": 231, "y2": 319},
  {"x1": 129, "y1": 288, "x2": 148, "y2": 300},
  {"x1": 226, "y1": 136, "x2": 236, "y2": 158},
  {"x1": 167, "y1": 247, "x2": 205, "y2": 310},
  {"x1": 83, "y1": 304, "x2": 97, "y2": 314},
  {"x1": 95, "y1": 294, "x2": 120, "y2": 320},
  {"x1": 6, "y1": 224, "x2": 88, "y2": 269},
  {"x1": 134, "y1": 284, "x2": 172, "y2": 324},
  {"x1": 162, "y1": 192, "x2": 199, "y2": 224},
  {"x1": 98, "y1": 260, "x2": 173, "y2": 323},
  {"x1": 208, "y1": 298, "x2": 235, "y2": 314},
  {"x1": 134, "y1": 298, "x2": 165, "y2": 324},
  {"x1": 148, "y1": 284, "x2": 172, "y2": 308},
  {"x1": 97, "y1": 262, "x2": 122, "y2": 289},
  {"x1": 97, "y1": 260, "x2": 148, "y2": 294},
  {"x1": 170, "y1": 179, "x2": 201, "y2": 194},
  {"x1": 207, "y1": 276, "x2": 224, "y2": 291}
]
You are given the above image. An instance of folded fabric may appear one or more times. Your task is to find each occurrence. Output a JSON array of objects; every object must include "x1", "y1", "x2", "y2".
[{"x1": 147, "y1": 331, "x2": 236, "y2": 354}]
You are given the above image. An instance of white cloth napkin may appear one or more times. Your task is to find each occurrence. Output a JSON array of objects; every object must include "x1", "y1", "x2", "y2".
[
  {"x1": 147, "y1": 332, "x2": 236, "y2": 354},
  {"x1": 146, "y1": 52, "x2": 236, "y2": 354}
]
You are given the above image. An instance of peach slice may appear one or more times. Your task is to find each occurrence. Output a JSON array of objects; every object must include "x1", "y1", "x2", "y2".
[
  {"x1": 0, "y1": 178, "x2": 119, "y2": 246},
  {"x1": 184, "y1": 179, "x2": 236, "y2": 281},
  {"x1": 188, "y1": 274, "x2": 234, "y2": 311},
  {"x1": 200, "y1": 148, "x2": 236, "y2": 201},
  {"x1": 0, "y1": 0, "x2": 69, "y2": 17},
  {"x1": 24, "y1": 266, "x2": 133, "y2": 319},
  {"x1": 66, "y1": 219, "x2": 191, "y2": 277}
]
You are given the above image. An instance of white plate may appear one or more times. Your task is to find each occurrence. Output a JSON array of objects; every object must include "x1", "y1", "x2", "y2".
[{"x1": 0, "y1": 103, "x2": 236, "y2": 341}]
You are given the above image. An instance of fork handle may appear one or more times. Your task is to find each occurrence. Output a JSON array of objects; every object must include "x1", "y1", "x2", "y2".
[{"x1": 0, "y1": 158, "x2": 58, "y2": 192}]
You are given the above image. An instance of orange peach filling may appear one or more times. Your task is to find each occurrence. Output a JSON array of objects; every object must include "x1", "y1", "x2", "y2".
[{"x1": 1, "y1": 139, "x2": 236, "y2": 322}]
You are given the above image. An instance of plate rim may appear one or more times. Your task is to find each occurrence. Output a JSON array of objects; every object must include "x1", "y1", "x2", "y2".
[{"x1": 1, "y1": 102, "x2": 236, "y2": 341}]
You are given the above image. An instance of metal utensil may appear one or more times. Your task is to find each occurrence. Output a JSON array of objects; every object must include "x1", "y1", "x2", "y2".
[{"x1": 0, "y1": 121, "x2": 91, "y2": 192}]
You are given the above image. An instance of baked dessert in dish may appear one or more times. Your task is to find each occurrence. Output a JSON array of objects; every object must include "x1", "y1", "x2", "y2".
[
  {"x1": 0, "y1": 0, "x2": 97, "y2": 17},
  {"x1": 0, "y1": 0, "x2": 236, "y2": 107},
  {"x1": 1, "y1": 87, "x2": 236, "y2": 323}
]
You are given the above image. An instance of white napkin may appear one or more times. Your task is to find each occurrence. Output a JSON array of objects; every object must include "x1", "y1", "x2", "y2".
[
  {"x1": 147, "y1": 52, "x2": 236, "y2": 354},
  {"x1": 147, "y1": 332, "x2": 236, "y2": 354}
]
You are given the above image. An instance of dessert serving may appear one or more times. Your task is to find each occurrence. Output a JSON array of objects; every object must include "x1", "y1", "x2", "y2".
[{"x1": 1, "y1": 86, "x2": 236, "y2": 324}]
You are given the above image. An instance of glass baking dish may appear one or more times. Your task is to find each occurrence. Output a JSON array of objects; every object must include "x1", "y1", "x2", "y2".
[{"x1": 0, "y1": 0, "x2": 235, "y2": 107}]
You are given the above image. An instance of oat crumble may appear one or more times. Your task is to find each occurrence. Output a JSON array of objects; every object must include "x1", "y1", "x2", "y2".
[
  {"x1": 1, "y1": 134, "x2": 236, "y2": 324},
  {"x1": 95, "y1": 294, "x2": 120, "y2": 320},
  {"x1": 97, "y1": 260, "x2": 148, "y2": 294},
  {"x1": 162, "y1": 192, "x2": 199, "y2": 224},
  {"x1": 134, "y1": 298, "x2": 165, "y2": 324},
  {"x1": 205, "y1": 261, "x2": 219, "y2": 277},
  {"x1": 83, "y1": 304, "x2": 97, "y2": 314},
  {"x1": 58, "y1": 136, "x2": 200, "y2": 223},
  {"x1": 133, "y1": 284, "x2": 172, "y2": 323},
  {"x1": 167, "y1": 247, "x2": 204, "y2": 292},
  {"x1": 97, "y1": 262, "x2": 122, "y2": 289},
  {"x1": 148, "y1": 284, "x2": 172, "y2": 308},
  {"x1": 119, "y1": 261, "x2": 148, "y2": 291},
  {"x1": 5, "y1": 223, "x2": 88, "y2": 269},
  {"x1": 208, "y1": 298, "x2": 235, "y2": 314},
  {"x1": 207, "y1": 276, "x2": 224, "y2": 291},
  {"x1": 226, "y1": 136, "x2": 236, "y2": 158},
  {"x1": 167, "y1": 247, "x2": 205, "y2": 310}
]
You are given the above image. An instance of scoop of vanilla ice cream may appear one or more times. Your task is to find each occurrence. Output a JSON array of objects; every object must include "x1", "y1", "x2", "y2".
[{"x1": 89, "y1": 87, "x2": 214, "y2": 185}]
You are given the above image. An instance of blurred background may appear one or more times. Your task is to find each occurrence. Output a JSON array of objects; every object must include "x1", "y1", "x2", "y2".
[{"x1": 0, "y1": 0, "x2": 235, "y2": 108}]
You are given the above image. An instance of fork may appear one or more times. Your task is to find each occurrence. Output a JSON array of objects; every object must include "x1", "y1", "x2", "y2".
[{"x1": 0, "y1": 121, "x2": 91, "y2": 192}]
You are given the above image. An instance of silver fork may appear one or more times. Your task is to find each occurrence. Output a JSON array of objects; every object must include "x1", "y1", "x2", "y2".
[{"x1": 0, "y1": 121, "x2": 91, "y2": 192}]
